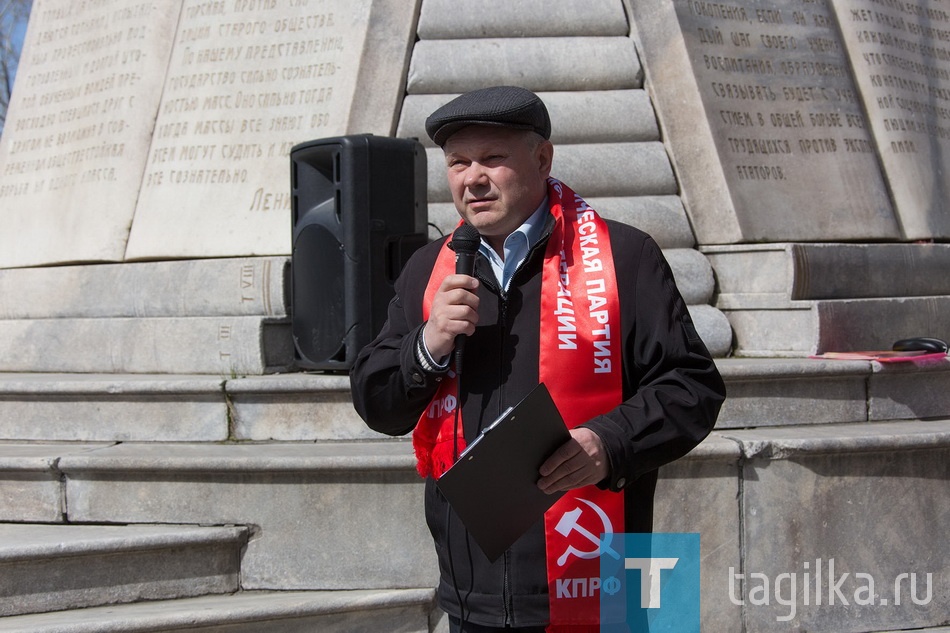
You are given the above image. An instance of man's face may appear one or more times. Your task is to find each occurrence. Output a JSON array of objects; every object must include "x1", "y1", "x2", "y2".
[{"x1": 443, "y1": 126, "x2": 553, "y2": 249}]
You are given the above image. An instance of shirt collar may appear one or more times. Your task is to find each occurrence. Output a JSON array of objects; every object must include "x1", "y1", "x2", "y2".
[
  {"x1": 478, "y1": 196, "x2": 549, "y2": 258},
  {"x1": 478, "y1": 196, "x2": 549, "y2": 290}
]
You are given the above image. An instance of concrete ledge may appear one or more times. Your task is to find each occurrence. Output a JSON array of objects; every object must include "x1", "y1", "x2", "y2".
[
  {"x1": 227, "y1": 374, "x2": 387, "y2": 441},
  {"x1": 716, "y1": 358, "x2": 871, "y2": 428},
  {"x1": 0, "y1": 443, "x2": 112, "y2": 522},
  {"x1": 721, "y1": 419, "x2": 950, "y2": 459},
  {"x1": 57, "y1": 441, "x2": 417, "y2": 473},
  {"x1": 704, "y1": 243, "x2": 950, "y2": 302},
  {"x1": 870, "y1": 359, "x2": 950, "y2": 421},
  {"x1": 657, "y1": 433, "x2": 743, "y2": 631},
  {"x1": 0, "y1": 524, "x2": 246, "y2": 617},
  {"x1": 655, "y1": 422, "x2": 950, "y2": 632},
  {"x1": 0, "y1": 418, "x2": 943, "y2": 629},
  {"x1": 721, "y1": 295, "x2": 950, "y2": 357},
  {"x1": 0, "y1": 357, "x2": 943, "y2": 449},
  {"x1": 718, "y1": 357, "x2": 950, "y2": 426},
  {"x1": 0, "y1": 588, "x2": 435, "y2": 633},
  {"x1": 399, "y1": 90, "x2": 659, "y2": 148},
  {"x1": 417, "y1": 0, "x2": 627, "y2": 39},
  {"x1": 59, "y1": 442, "x2": 433, "y2": 591},
  {"x1": 426, "y1": 143, "x2": 675, "y2": 204},
  {"x1": 0, "y1": 257, "x2": 288, "y2": 320},
  {"x1": 407, "y1": 37, "x2": 642, "y2": 94},
  {"x1": 0, "y1": 317, "x2": 293, "y2": 375},
  {"x1": 0, "y1": 374, "x2": 228, "y2": 442},
  {"x1": 815, "y1": 298, "x2": 950, "y2": 355},
  {"x1": 426, "y1": 196, "x2": 695, "y2": 251}
]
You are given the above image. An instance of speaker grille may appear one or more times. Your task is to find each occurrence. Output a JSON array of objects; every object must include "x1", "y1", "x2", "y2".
[
  {"x1": 290, "y1": 135, "x2": 427, "y2": 371},
  {"x1": 292, "y1": 223, "x2": 346, "y2": 362}
]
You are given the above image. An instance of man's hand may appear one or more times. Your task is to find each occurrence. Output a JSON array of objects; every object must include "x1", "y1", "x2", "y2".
[
  {"x1": 422, "y1": 274, "x2": 479, "y2": 360},
  {"x1": 537, "y1": 427, "x2": 609, "y2": 494}
]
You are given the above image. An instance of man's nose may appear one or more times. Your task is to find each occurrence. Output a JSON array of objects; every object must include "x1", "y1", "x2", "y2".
[{"x1": 463, "y1": 163, "x2": 489, "y2": 188}]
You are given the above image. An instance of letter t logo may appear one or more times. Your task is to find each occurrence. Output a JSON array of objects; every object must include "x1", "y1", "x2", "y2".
[{"x1": 625, "y1": 558, "x2": 679, "y2": 608}]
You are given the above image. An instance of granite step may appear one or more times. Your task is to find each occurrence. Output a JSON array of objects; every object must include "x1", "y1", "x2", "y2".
[
  {"x1": 0, "y1": 523, "x2": 246, "y2": 617},
  {"x1": 406, "y1": 36, "x2": 641, "y2": 94},
  {"x1": 0, "y1": 358, "x2": 950, "y2": 442},
  {"x1": 0, "y1": 588, "x2": 435, "y2": 633},
  {"x1": 416, "y1": 0, "x2": 629, "y2": 40},
  {"x1": 724, "y1": 296, "x2": 950, "y2": 357},
  {"x1": 705, "y1": 242, "x2": 950, "y2": 357},
  {"x1": 705, "y1": 243, "x2": 950, "y2": 304},
  {"x1": 0, "y1": 358, "x2": 948, "y2": 443},
  {"x1": 0, "y1": 419, "x2": 945, "y2": 630},
  {"x1": 400, "y1": 90, "x2": 660, "y2": 149},
  {"x1": 717, "y1": 356, "x2": 950, "y2": 428},
  {"x1": 0, "y1": 257, "x2": 289, "y2": 321},
  {"x1": 52, "y1": 441, "x2": 435, "y2": 593},
  {"x1": 0, "y1": 317, "x2": 293, "y2": 376}
]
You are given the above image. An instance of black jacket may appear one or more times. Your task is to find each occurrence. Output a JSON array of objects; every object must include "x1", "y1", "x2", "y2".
[{"x1": 350, "y1": 216, "x2": 725, "y2": 627}]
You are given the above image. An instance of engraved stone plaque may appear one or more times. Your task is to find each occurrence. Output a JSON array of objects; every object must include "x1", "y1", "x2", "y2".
[
  {"x1": 831, "y1": 0, "x2": 950, "y2": 239},
  {"x1": 630, "y1": 0, "x2": 902, "y2": 243},
  {"x1": 125, "y1": 0, "x2": 416, "y2": 260},
  {"x1": 0, "y1": 0, "x2": 183, "y2": 268},
  {"x1": 0, "y1": 0, "x2": 417, "y2": 268}
]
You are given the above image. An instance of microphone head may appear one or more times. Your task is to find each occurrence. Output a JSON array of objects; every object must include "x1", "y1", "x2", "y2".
[{"x1": 449, "y1": 223, "x2": 481, "y2": 256}]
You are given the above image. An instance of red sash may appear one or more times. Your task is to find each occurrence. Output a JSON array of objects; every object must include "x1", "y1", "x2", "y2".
[{"x1": 413, "y1": 179, "x2": 623, "y2": 630}]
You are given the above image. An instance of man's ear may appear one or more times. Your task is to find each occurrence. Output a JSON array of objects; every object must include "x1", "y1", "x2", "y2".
[{"x1": 537, "y1": 140, "x2": 554, "y2": 179}]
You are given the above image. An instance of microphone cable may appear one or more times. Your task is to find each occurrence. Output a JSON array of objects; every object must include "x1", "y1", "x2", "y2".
[
  {"x1": 447, "y1": 355, "x2": 467, "y2": 627},
  {"x1": 445, "y1": 223, "x2": 480, "y2": 630}
]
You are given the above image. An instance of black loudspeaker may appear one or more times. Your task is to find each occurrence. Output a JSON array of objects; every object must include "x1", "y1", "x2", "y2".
[{"x1": 290, "y1": 135, "x2": 428, "y2": 371}]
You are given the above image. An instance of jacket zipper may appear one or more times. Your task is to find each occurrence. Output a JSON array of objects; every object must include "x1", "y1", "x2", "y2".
[
  {"x1": 480, "y1": 234, "x2": 551, "y2": 625},
  {"x1": 500, "y1": 289, "x2": 514, "y2": 625},
  {"x1": 503, "y1": 550, "x2": 512, "y2": 625},
  {"x1": 497, "y1": 236, "x2": 549, "y2": 626}
]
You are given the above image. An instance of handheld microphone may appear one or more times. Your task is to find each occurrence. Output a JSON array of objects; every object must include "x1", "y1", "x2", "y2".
[{"x1": 449, "y1": 223, "x2": 480, "y2": 374}]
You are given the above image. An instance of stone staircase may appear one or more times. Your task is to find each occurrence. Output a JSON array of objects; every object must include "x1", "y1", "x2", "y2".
[
  {"x1": 0, "y1": 361, "x2": 947, "y2": 631},
  {"x1": 0, "y1": 417, "x2": 438, "y2": 631}
]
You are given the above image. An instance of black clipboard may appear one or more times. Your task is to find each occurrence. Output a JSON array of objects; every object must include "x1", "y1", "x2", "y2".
[{"x1": 436, "y1": 383, "x2": 571, "y2": 562}]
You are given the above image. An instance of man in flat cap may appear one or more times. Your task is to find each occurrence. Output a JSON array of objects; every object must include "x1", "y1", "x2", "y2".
[{"x1": 351, "y1": 86, "x2": 725, "y2": 631}]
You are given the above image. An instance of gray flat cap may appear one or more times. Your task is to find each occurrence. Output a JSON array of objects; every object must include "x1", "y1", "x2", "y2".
[{"x1": 425, "y1": 86, "x2": 551, "y2": 146}]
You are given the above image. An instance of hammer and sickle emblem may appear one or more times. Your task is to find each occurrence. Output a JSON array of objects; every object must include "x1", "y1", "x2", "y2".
[{"x1": 555, "y1": 498, "x2": 620, "y2": 566}]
